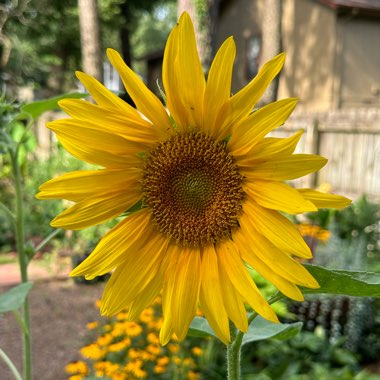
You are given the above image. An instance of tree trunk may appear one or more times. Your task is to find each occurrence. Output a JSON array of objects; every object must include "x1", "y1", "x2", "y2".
[
  {"x1": 119, "y1": 1, "x2": 132, "y2": 67},
  {"x1": 178, "y1": 0, "x2": 220, "y2": 73},
  {"x1": 78, "y1": 0, "x2": 103, "y2": 82},
  {"x1": 260, "y1": 0, "x2": 282, "y2": 104}
]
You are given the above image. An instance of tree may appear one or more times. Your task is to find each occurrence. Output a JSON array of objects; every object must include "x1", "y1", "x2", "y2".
[
  {"x1": 260, "y1": 0, "x2": 282, "y2": 104},
  {"x1": 78, "y1": 0, "x2": 103, "y2": 82}
]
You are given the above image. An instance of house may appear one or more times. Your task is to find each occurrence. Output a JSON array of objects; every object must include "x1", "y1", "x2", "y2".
[{"x1": 216, "y1": 0, "x2": 380, "y2": 111}]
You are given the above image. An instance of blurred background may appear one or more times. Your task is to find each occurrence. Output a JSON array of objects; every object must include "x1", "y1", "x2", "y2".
[{"x1": 1, "y1": 0, "x2": 380, "y2": 379}]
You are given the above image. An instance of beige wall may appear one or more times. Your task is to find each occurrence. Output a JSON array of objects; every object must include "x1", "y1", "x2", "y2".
[
  {"x1": 339, "y1": 17, "x2": 380, "y2": 108},
  {"x1": 201, "y1": 0, "x2": 380, "y2": 111},
  {"x1": 278, "y1": 0, "x2": 337, "y2": 111}
]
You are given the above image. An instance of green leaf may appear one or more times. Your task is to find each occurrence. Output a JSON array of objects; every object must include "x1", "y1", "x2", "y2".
[
  {"x1": 242, "y1": 316, "x2": 302, "y2": 346},
  {"x1": 188, "y1": 316, "x2": 217, "y2": 339},
  {"x1": 302, "y1": 265, "x2": 380, "y2": 297},
  {"x1": 21, "y1": 92, "x2": 87, "y2": 119},
  {"x1": 0, "y1": 282, "x2": 33, "y2": 313}
]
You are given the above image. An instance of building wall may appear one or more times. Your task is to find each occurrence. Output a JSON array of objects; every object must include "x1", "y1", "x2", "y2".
[
  {"x1": 278, "y1": 0, "x2": 337, "y2": 111},
  {"x1": 339, "y1": 16, "x2": 380, "y2": 108}
]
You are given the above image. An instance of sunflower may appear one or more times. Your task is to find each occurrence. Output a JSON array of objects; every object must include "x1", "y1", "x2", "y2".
[{"x1": 37, "y1": 12, "x2": 350, "y2": 345}]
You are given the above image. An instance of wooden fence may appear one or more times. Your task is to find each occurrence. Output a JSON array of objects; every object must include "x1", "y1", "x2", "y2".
[
  {"x1": 272, "y1": 108, "x2": 380, "y2": 201},
  {"x1": 35, "y1": 108, "x2": 380, "y2": 201}
]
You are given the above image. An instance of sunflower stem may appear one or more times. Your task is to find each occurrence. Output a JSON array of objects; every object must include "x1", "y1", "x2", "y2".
[
  {"x1": 9, "y1": 147, "x2": 32, "y2": 380},
  {"x1": 227, "y1": 324, "x2": 242, "y2": 380}
]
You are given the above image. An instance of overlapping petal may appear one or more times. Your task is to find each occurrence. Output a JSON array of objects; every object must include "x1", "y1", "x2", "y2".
[
  {"x1": 70, "y1": 210, "x2": 151, "y2": 278},
  {"x1": 106, "y1": 48, "x2": 172, "y2": 135},
  {"x1": 244, "y1": 180, "x2": 317, "y2": 214},
  {"x1": 163, "y1": 12, "x2": 206, "y2": 129},
  {"x1": 51, "y1": 190, "x2": 140, "y2": 230},
  {"x1": 59, "y1": 99, "x2": 164, "y2": 144},
  {"x1": 242, "y1": 154, "x2": 328, "y2": 181},
  {"x1": 76, "y1": 71, "x2": 139, "y2": 117},
  {"x1": 203, "y1": 37, "x2": 236, "y2": 136},
  {"x1": 237, "y1": 130, "x2": 304, "y2": 167},
  {"x1": 228, "y1": 98, "x2": 298, "y2": 156},
  {"x1": 199, "y1": 245, "x2": 230, "y2": 344},
  {"x1": 162, "y1": 246, "x2": 201, "y2": 340},
  {"x1": 36, "y1": 168, "x2": 141, "y2": 202},
  {"x1": 297, "y1": 188, "x2": 351, "y2": 209},
  {"x1": 215, "y1": 53, "x2": 286, "y2": 138}
]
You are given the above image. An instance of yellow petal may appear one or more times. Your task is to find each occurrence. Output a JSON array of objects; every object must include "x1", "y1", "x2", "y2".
[
  {"x1": 215, "y1": 53, "x2": 286, "y2": 138},
  {"x1": 101, "y1": 232, "x2": 168, "y2": 315},
  {"x1": 54, "y1": 133, "x2": 131, "y2": 168},
  {"x1": 237, "y1": 130, "x2": 303, "y2": 167},
  {"x1": 228, "y1": 98, "x2": 298, "y2": 156},
  {"x1": 237, "y1": 218, "x2": 319, "y2": 289},
  {"x1": 36, "y1": 168, "x2": 141, "y2": 202},
  {"x1": 128, "y1": 245, "x2": 173, "y2": 321},
  {"x1": 236, "y1": 226, "x2": 305, "y2": 300},
  {"x1": 106, "y1": 48, "x2": 172, "y2": 134},
  {"x1": 217, "y1": 249, "x2": 249, "y2": 333},
  {"x1": 51, "y1": 190, "x2": 140, "y2": 230},
  {"x1": 243, "y1": 199, "x2": 312, "y2": 258},
  {"x1": 244, "y1": 180, "x2": 317, "y2": 214},
  {"x1": 173, "y1": 12, "x2": 206, "y2": 128},
  {"x1": 199, "y1": 245, "x2": 230, "y2": 344},
  {"x1": 162, "y1": 20, "x2": 188, "y2": 129},
  {"x1": 203, "y1": 37, "x2": 236, "y2": 137},
  {"x1": 160, "y1": 314, "x2": 174, "y2": 346},
  {"x1": 59, "y1": 99, "x2": 163, "y2": 144},
  {"x1": 48, "y1": 119, "x2": 145, "y2": 157},
  {"x1": 218, "y1": 240, "x2": 279, "y2": 323},
  {"x1": 243, "y1": 154, "x2": 328, "y2": 181},
  {"x1": 70, "y1": 210, "x2": 151, "y2": 278},
  {"x1": 163, "y1": 246, "x2": 201, "y2": 340},
  {"x1": 297, "y1": 189, "x2": 352, "y2": 209},
  {"x1": 76, "y1": 71, "x2": 137, "y2": 115}
]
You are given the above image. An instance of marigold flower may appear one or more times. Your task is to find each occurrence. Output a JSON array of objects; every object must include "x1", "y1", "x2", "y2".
[
  {"x1": 37, "y1": 12, "x2": 351, "y2": 344},
  {"x1": 86, "y1": 321, "x2": 98, "y2": 330},
  {"x1": 191, "y1": 347, "x2": 203, "y2": 357},
  {"x1": 65, "y1": 361, "x2": 89, "y2": 375},
  {"x1": 80, "y1": 343, "x2": 104, "y2": 360},
  {"x1": 154, "y1": 364, "x2": 167, "y2": 374}
]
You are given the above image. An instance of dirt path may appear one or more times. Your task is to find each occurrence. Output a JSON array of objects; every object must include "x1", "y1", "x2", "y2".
[{"x1": 0, "y1": 280, "x2": 104, "y2": 380}]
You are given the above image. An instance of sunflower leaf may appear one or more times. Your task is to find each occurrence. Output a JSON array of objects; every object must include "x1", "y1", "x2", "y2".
[
  {"x1": 188, "y1": 316, "x2": 217, "y2": 339},
  {"x1": 242, "y1": 317, "x2": 303, "y2": 346},
  {"x1": 0, "y1": 282, "x2": 33, "y2": 314},
  {"x1": 21, "y1": 92, "x2": 87, "y2": 120},
  {"x1": 302, "y1": 265, "x2": 380, "y2": 297}
]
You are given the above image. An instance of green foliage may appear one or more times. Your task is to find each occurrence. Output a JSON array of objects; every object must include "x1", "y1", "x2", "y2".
[
  {"x1": 242, "y1": 329, "x2": 372, "y2": 380},
  {"x1": 188, "y1": 316, "x2": 302, "y2": 344},
  {"x1": 21, "y1": 92, "x2": 87, "y2": 119},
  {"x1": 302, "y1": 265, "x2": 380, "y2": 298},
  {"x1": 3, "y1": 0, "x2": 81, "y2": 91},
  {"x1": 0, "y1": 282, "x2": 33, "y2": 314}
]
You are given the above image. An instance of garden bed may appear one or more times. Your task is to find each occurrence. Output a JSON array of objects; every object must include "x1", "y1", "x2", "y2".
[{"x1": 0, "y1": 280, "x2": 103, "y2": 380}]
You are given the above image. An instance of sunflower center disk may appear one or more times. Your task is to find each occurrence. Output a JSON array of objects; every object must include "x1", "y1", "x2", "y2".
[{"x1": 142, "y1": 132, "x2": 245, "y2": 247}]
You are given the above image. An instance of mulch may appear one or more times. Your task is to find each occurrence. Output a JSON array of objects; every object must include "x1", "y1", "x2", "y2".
[{"x1": 0, "y1": 280, "x2": 104, "y2": 380}]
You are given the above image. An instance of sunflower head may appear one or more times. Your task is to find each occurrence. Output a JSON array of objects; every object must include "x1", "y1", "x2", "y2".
[{"x1": 37, "y1": 12, "x2": 351, "y2": 345}]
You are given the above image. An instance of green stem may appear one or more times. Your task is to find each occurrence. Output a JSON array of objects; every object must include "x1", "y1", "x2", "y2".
[
  {"x1": 227, "y1": 324, "x2": 240, "y2": 380},
  {"x1": 0, "y1": 348, "x2": 23, "y2": 380},
  {"x1": 9, "y1": 148, "x2": 32, "y2": 380},
  {"x1": 0, "y1": 201, "x2": 16, "y2": 224},
  {"x1": 226, "y1": 292, "x2": 284, "y2": 380},
  {"x1": 31, "y1": 228, "x2": 61, "y2": 259},
  {"x1": 12, "y1": 310, "x2": 29, "y2": 337}
]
